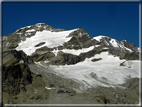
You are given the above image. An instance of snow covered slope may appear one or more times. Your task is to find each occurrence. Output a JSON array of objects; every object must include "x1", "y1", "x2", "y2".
[
  {"x1": 93, "y1": 35, "x2": 136, "y2": 52},
  {"x1": 52, "y1": 46, "x2": 95, "y2": 56},
  {"x1": 2, "y1": 23, "x2": 141, "y2": 104},
  {"x1": 35, "y1": 52, "x2": 140, "y2": 90},
  {"x1": 16, "y1": 29, "x2": 78, "y2": 55},
  {"x1": 3, "y1": 23, "x2": 141, "y2": 90}
]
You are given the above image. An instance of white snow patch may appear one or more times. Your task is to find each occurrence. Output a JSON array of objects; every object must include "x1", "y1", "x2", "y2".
[
  {"x1": 34, "y1": 62, "x2": 46, "y2": 68},
  {"x1": 125, "y1": 47, "x2": 133, "y2": 52},
  {"x1": 94, "y1": 35, "x2": 133, "y2": 52},
  {"x1": 36, "y1": 23, "x2": 46, "y2": 25},
  {"x1": 49, "y1": 59, "x2": 140, "y2": 90},
  {"x1": 93, "y1": 36, "x2": 104, "y2": 42},
  {"x1": 16, "y1": 33, "x2": 23, "y2": 34},
  {"x1": 94, "y1": 45, "x2": 100, "y2": 47},
  {"x1": 34, "y1": 89, "x2": 37, "y2": 93},
  {"x1": 25, "y1": 33, "x2": 28, "y2": 36},
  {"x1": 93, "y1": 35, "x2": 109, "y2": 42},
  {"x1": 16, "y1": 29, "x2": 78, "y2": 55},
  {"x1": 79, "y1": 32, "x2": 82, "y2": 37},
  {"x1": 20, "y1": 26, "x2": 31, "y2": 29},
  {"x1": 104, "y1": 40, "x2": 110, "y2": 46},
  {"x1": 110, "y1": 39, "x2": 119, "y2": 47},
  {"x1": 44, "y1": 60, "x2": 49, "y2": 63},
  {"x1": 6, "y1": 43, "x2": 9, "y2": 47},
  {"x1": 92, "y1": 51, "x2": 120, "y2": 61},
  {"x1": 44, "y1": 26, "x2": 47, "y2": 29},
  {"x1": 52, "y1": 46, "x2": 95, "y2": 56},
  {"x1": 45, "y1": 87, "x2": 55, "y2": 90},
  {"x1": 24, "y1": 32, "x2": 31, "y2": 36},
  {"x1": 26, "y1": 29, "x2": 35, "y2": 32},
  {"x1": 103, "y1": 47, "x2": 109, "y2": 49}
]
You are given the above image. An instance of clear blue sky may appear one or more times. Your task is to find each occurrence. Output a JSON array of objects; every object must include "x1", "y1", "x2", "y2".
[{"x1": 2, "y1": 2, "x2": 139, "y2": 46}]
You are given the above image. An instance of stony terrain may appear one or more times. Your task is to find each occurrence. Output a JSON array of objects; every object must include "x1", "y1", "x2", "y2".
[
  {"x1": 2, "y1": 63, "x2": 140, "y2": 104},
  {"x1": 1, "y1": 23, "x2": 141, "y2": 105}
]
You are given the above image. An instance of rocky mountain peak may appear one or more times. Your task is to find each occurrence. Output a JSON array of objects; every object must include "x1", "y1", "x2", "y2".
[
  {"x1": 14, "y1": 23, "x2": 65, "y2": 34},
  {"x1": 2, "y1": 23, "x2": 141, "y2": 104},
  {"x1": 3, "y1": 23, "x2": 140, "y2": 61},
  {"x1": 121, "y1": 40, "x2": 139, "y2": 52}
]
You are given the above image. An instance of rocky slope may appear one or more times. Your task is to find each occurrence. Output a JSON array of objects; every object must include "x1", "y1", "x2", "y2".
[{"x1": 2, "y1": 23, "x2": 141, "y2": 105}]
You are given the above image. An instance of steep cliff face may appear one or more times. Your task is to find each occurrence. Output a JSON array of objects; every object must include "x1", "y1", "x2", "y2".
[
  {"x1": 2, "y1": 23, "x2": 141, "y2": 104},
  {"x1": 2, "y1": 50, "x2": 33, "y2": 96}
]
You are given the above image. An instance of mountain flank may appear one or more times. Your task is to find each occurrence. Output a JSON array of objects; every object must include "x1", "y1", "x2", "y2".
[{"x1": 2, "y1": 23, "x2": 141, "y2": 105}]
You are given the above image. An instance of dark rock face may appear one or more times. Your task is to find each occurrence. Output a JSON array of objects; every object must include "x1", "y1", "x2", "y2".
[
  {"x1": 2, "y1": 50, "x2": 33, "y2": 96},
  {"x1": 91, "y1": 58, "x2": 102, "y2": 62},
  {"x1": 119, "y1": 61, "x2": 126, "y2": 66},
  {"x1": 2, "y1": 33, "x2": 23, "y2": 51},
  {"x1": 121, "y1": 40, "x2": 139, "y2": 52},
  {"x1": 66, "y1": 28, "x2": 99, "y2": 49},
  {"x1": 119, "y1": 52, "x2": 139, "y2": 60},
  {"x1": 31, "y1": 52, "x2": 55, "y2": 62},
  {"x1": 49, "y1": 51, "x2": 80, "y2": 65},
  {"x1": 2, "y1": 63, "x2": 33, "y2": 95},
  {"x1": 79, "y1": 46, "x2": 108, "y2": 62},
  {"x1": 2, "y1": 63, "x2": 139, "y2": 104},
  {"x1": 3, "y1": 50, "x2": 33, "y2": 67},
  {"x1": 34, "y1": 42, "x2": 46, "y2": 47},
  {"x1": 33, "y1": 46, "x2": 53, "y2": 55},
  {"x1": 92, "y1": 36, "x2": 140, "y2": 60}
]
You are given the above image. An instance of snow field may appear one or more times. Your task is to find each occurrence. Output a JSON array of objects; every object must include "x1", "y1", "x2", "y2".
[
  {"x1": 93, "y1": 35, "x2": 133, "y2": 52},
  {"x1": 26, "y1": 29, "x2": 36, "y2": 32},
  {"x1": 16, "y1": 29, "x2": 78, "y2": 55},
  {"x1": 93, "y1": 35, "x2": 108, "y2": 42},
  {"x1": 49, "y1": 53, "x2": 140, "y2": 90},
  {"x1": 52, "y1": 46, "x2": 95, "y2": 56}
]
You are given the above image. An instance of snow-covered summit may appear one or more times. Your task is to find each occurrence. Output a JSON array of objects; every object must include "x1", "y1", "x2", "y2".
[
  {"x1": 16, "y1": 28, "x2": 78, "y2": 55},
  {"x1": 93, "y1": 35, "x2": 140, "y2": 54},
  {"x1": 93, "y1": 35, "x2": 110, "y2": 42},
  {"x1": 3, "y1": 23, "x2": 140, "y2": 61}
]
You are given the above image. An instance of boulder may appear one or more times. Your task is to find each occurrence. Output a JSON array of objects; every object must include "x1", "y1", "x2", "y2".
[{"x1": 91, "y1": 58, "x2": 102, "y2": 62}]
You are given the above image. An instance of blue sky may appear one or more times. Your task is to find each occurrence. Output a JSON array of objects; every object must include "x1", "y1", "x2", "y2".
[{"x1": 2, "y1": 2, "x2": 139, "y2": 46}]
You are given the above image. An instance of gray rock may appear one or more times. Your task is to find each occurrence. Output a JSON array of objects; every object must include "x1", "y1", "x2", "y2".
[
  {"x1": 31, "y1": 52, "x2": 55, "y2": 62},
  {"x1": 34, "y1": 42, "x2": 46, "y2": 47},
  {"x1": 49, "y1": 51, "x2": 80, "y2": 65},
  {"x1": 3, "y1": 50, "x2": 33, "y2": 67},
  {"x1": 119, "y1": 61, "x2": 126, "y2": 66},
  {"x1": 91, "y1": 58, "x2": 102, "y2": 62},
  {"x1": 121, "y1": 40, "x2": 139, "y2": 52},
  {"x1": 119, "y1": 52, "x2": 139, "y2": 60},
  {"x1": 3, "y1": 64, "x2": 139, "y2": 104},
  {"x1": 2, "y1": 63, "x2": 33, "y2": 95}
]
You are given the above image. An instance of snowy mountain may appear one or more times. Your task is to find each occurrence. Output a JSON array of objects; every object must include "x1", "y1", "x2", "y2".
[{"x1": 2, "y1": 23, "x2": 141, "y2": 104}]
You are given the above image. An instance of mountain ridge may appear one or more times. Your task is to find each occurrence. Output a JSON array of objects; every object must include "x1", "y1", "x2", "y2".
[
  {"x1": 2, "y1": 23, "x2": 141, "y2": 104},
  {"x1": 3, "y1": 23, "x2": 140, "y2": 64}
]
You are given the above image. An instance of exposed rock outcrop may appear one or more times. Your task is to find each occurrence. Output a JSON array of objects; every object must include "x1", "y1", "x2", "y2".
[{"x1": 2, "y1": 50, "x2": 33, "y2": 96}]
